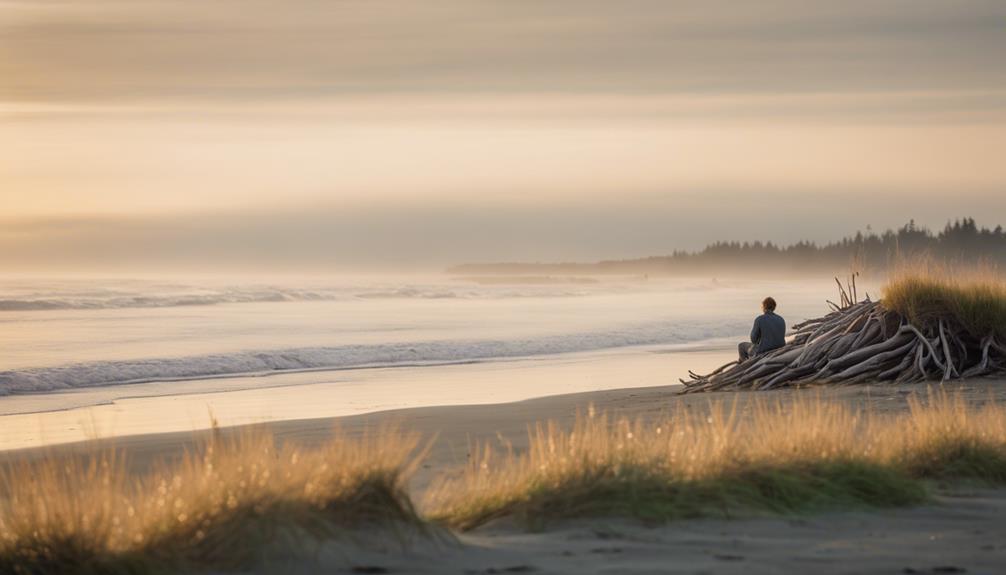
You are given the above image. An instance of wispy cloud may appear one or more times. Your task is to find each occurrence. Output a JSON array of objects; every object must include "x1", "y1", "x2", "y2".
[{"x1": 3, "y1": 0, "x2": 1005, "y2": 103}]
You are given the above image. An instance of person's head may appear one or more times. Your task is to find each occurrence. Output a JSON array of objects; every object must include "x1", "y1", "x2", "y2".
[{"x1": 762, "y1": 297, "x2": 777, "y2": 313}]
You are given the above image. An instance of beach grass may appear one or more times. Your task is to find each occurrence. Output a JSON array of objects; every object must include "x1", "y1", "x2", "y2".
[
  {"x1": 881, "y1": 264, "x2": 1006, "y2": 339},
  {"x1": 425, "y1": 392, "x2": 1006, "y2": 530},
  {"x1": 0, "y1": 426, "x2": 425, "y2": 574},
  {"x1": 5, "y1": 393, "x2": 1006, "y2": 572}
]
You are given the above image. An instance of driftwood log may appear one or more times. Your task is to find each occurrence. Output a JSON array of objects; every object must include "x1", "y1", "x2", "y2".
[{"x1": 681, "y1": 277, "x2": 1006, "y2": 393}]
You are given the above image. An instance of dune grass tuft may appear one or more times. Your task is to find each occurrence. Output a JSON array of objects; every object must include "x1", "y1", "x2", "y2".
[
  {"x1": 0, "y1": 426, "x2": 424, "y2": 574},
  {"x1": 881, "y1": 265, "x2": 1006, "y2": 339},
  {"x1": 425, "y1": 392, "x2": 1006, "y2": 530}
]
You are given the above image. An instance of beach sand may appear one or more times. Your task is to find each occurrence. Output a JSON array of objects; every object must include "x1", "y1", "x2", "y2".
[
  {"x1": 310, "y1": 488, "x2": 1006, "y2": 575},
  {"x1": 261, "y1": 378, "x2": 1006, "y2": 575},
  {"x1": 4, "y1": 348, "x2": 1006, "y2": 574}
]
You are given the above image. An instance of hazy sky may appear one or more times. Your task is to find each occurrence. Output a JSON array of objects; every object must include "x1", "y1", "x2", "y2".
[{"x1": 3, "y1": 0, "x2": 1005, "y2": 270}]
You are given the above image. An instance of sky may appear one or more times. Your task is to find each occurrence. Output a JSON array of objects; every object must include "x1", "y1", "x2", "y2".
[{"x1": 2, "y1": 0, "x2": 1006, "y2": 271}]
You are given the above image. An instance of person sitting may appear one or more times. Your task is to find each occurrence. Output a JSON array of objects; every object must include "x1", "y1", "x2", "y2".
[{"x1": 738, "y1": 297, "x2": 786, "y2": 361}]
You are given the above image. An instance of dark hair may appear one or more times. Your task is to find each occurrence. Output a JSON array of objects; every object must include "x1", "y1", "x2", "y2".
[{"x1": 762, "y1": 297, "x2": 777, "y2": 311}]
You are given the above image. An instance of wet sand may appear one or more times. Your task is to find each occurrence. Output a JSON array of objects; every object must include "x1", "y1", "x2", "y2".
[{"x1": 0, "y1": 343, "x2": 733, "y2": 451}]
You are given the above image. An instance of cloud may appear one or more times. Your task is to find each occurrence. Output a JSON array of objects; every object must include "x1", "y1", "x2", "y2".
[
  {"x1": 3, "y1": 0, "x2": 1005, "y2": 103},
  {"x1": 2, "y1": 0, "x2": 1004, "y2": 272}
]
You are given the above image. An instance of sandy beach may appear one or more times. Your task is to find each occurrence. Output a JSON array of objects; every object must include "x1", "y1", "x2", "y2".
[
  {"x1": 0, "y1": 343, "x2": 737, "y2": 451},
  {"x1": 6, "y1": 2, "x2": 1005, "y2": 571},
  {"x1": 328, "y1": 489, "x2": 1006, "y2": 575},
  {"x1": 6, "y1": 364, "x2": 1006, "y2": 574}
]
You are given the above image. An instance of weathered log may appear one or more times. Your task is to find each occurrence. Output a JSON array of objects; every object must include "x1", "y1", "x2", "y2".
[
  {"x1": 938, "y1": 320, "x2": 958, "y2": 381},
  {"x1": 878, "y1": 346, "x2": 917, "y2": 380},
  {"x1": 825, "y1": 327, "x2": 913, "y2": 371},
  {"x1": 823, "y1": 338, "x2": 917, "y2": 382},
  {"x1": 961, "y1": 335, "x2": 993, "y2": 378}
]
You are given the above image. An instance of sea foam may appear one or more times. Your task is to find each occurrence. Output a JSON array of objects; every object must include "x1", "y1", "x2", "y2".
[{"x1": 0, "y1": 320, "x2": 743, "y2": 395}]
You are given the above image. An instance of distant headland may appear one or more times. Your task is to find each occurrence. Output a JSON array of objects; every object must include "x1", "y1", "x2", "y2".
[{"x1": 449, "y1": 218, "x2": 1006, "y2": 276}]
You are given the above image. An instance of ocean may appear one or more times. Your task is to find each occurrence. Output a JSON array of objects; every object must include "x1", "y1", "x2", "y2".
[
  {"x1": 0, "y1": 274, "x2": 849, "y2": 438},
  {"x1": 0, "y1": 275, "x2": 840, "y2": 393}
]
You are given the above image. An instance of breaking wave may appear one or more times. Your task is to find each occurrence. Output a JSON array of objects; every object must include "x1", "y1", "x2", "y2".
[
  {"x1": 0, "y1": 285, "x2": 600, "y2": 311},
  {"x1": 0, "y1": 320, "x2": 744, "y2": 395}
]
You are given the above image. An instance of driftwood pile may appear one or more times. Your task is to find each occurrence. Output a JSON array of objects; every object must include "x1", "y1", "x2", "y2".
[{"x1": 681, "y1": 278, "x2": 1006, "y2": 393}]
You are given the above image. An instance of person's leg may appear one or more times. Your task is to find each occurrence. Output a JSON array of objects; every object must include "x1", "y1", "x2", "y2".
[{"x1": 738, "y1": 342, "x2": 752, "y2": 361}]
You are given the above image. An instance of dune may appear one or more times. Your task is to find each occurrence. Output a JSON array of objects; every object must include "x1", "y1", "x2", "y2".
[{"x1": 4, "y1": 379, "x2": 1006, "y2": 573}]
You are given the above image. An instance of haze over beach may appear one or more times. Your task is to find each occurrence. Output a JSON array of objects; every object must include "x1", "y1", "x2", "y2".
[
  {"x1": 3, "y1": 1, "x2": 1006, "y2": 574},
  {"x1": 4, "y1": 0, "x2": 1006, "y2": 271}
]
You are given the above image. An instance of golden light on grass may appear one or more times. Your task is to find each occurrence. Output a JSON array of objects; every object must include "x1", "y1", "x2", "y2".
[
  {"x1": 883, "y1": 263, "x2": 1006, "y2": 339},
  {"x1": 4, "y1": 393, "x2": 1006, "y2": 571},
  {"x1": 425, "y1": 392, "x2": 1006, "y2": 530},
  {"x1": 0, "y1": 426, "x2": 425, "y2": 573}
]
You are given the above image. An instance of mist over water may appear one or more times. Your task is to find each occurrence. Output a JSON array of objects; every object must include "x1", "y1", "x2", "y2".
[{"x1": 0, "y1": 275, "x2": 847, "y2": 397}]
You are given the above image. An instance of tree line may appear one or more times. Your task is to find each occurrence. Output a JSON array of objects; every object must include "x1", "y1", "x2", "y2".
[{"x1": 450, "y1": 218, "x2": 1006, "y2": 276}]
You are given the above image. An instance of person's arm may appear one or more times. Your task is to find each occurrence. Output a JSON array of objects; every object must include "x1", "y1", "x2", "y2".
[{"x1": 750, "y1": 316, "x2": 762, "y2": 344}]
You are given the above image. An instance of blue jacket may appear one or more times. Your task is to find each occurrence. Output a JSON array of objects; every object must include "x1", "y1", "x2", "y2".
[{"x1": 751, "y1": 311, "x2": 786, "y2": 354}]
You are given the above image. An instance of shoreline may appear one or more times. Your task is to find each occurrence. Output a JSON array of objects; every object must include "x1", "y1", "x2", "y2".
[
  {"x1": 6, "y1": 375, "x2": 1006, "y2": 495},
  {"x1": 0, "y1": 343, "x2": 736, "y2": 451},
  {"x1": 1, "y1": 337, "x2": 736, "y2": 409}
]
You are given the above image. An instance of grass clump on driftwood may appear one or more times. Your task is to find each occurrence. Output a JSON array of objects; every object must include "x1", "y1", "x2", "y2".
[
  {"x1": 883, "y1": 272, "x2": 1006, "y2": 341},
  {"x1": 682, "y1": 270, "x2": 1006, "y2": 393},
  {"x1": 0, "y1": 426, "x2": 425, "y2": 575},
  {"x1": 425, "y1": 393, "x2": 1006, "y2": 531}
]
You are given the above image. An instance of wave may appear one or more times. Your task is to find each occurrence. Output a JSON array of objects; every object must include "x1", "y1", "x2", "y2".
[
  {"x1": 0, "y1": 320, "x2": 745, "y2": 395},
  {"x1": 0, "y1": 289, "x2": 336, "y2": 311},
  {"x1": 0, "y1": 285, "x2": 604, "y2": 311}
]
